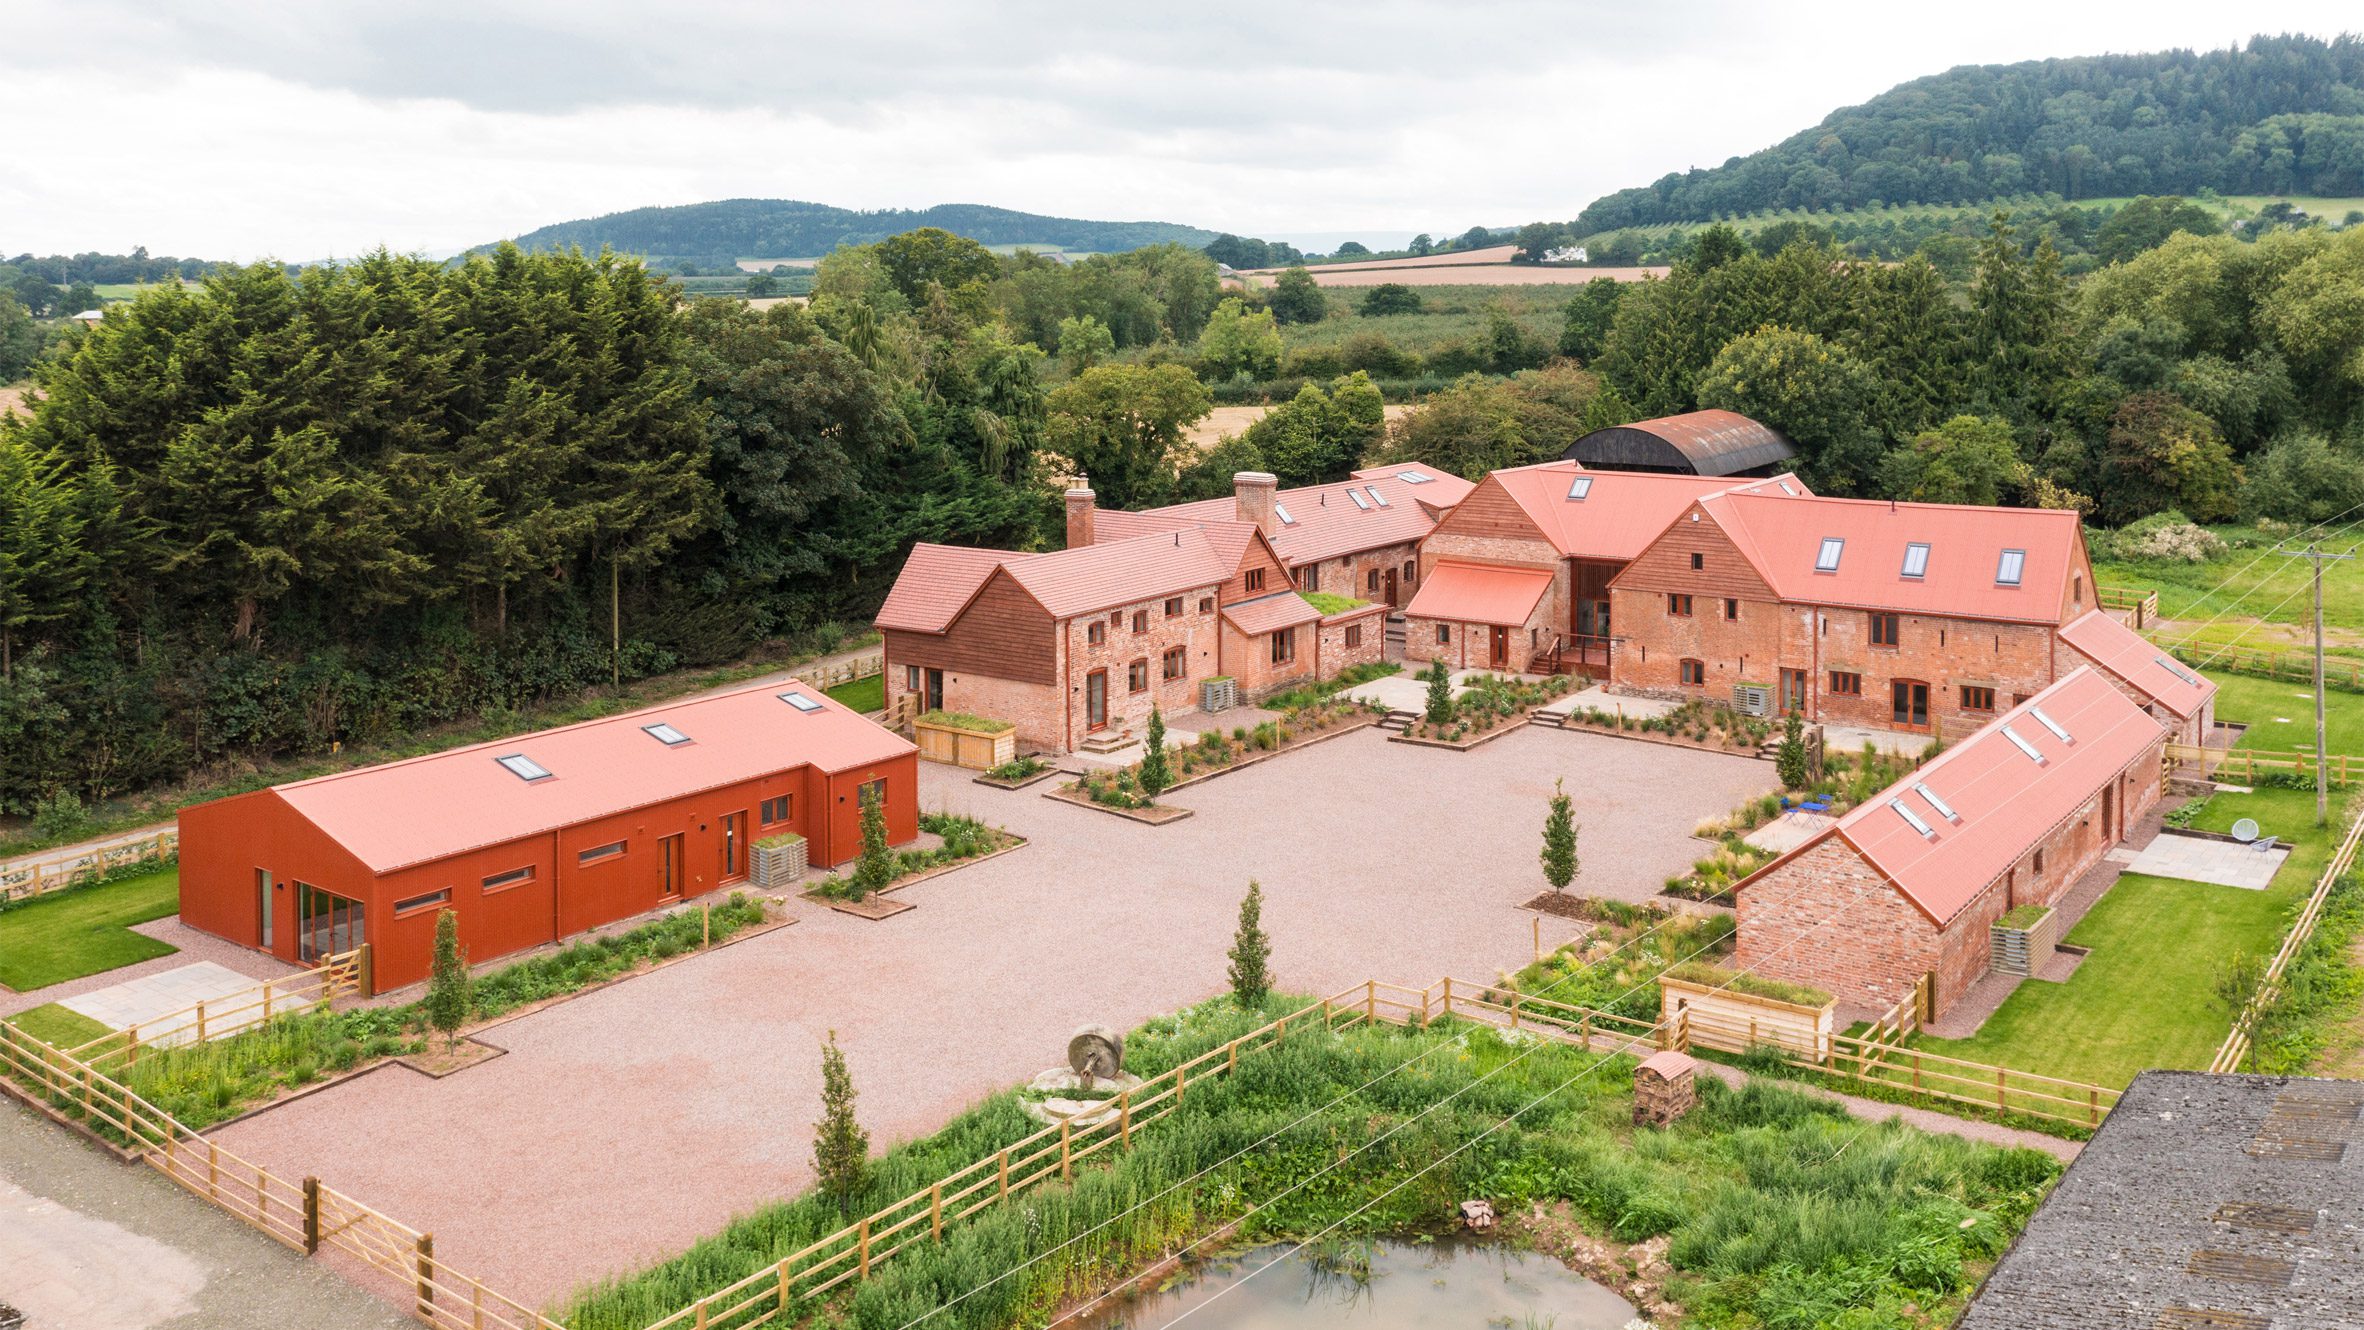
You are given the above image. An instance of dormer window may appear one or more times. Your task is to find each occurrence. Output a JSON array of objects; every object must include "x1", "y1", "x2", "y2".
[
  {"x1": 1815, "y1": 538, "x2": 1844, "y2": 572},
  {"x1": 642, "y1": 723, "x2": 691, "y2": 746},
  {"x1": 1566, "y1": 476, "x2": 1592, "y2": 501},
  {"x1": 496, "y1": 753, "x2": 552, "y2": 782},
  {"x1": 778, "y1": 691, "x2": 824, "y2": 713},
  {"x1": 1901, "y1": 543, "x2": 1930, "y2": 579},
  {"x1": 1996, "y1": 549, "x2": 2025, "y2": 586}
]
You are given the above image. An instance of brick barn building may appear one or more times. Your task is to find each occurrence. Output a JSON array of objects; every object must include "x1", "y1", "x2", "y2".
[
  {"x1": 877, "y1": 503, "x2": 1386, "y2": 753},
  {"x1": 1610, "y1": 489, "x2": 2097, "y2": 738},
  {"x1": 2056, "y1": 609, "x2": 2219, "y2": 746},
  {"x1": 1087, "y1": 466, "x2": 1476, "y2": 609},
  {"x1": 1731, "y1": 668, "x2": 2167, "y2": 1016},
  {"x1": 1400, "y1": 461, "x2": 1809, "y2": 674},
  {"x1": 178, "y1": 680, "x2": 918, "y2": 992}
]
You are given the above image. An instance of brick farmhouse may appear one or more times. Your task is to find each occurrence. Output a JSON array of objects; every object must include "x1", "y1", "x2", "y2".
[
  {"x1": 1400, "y1": 461, "x2": 1810, "y2": 673},
  {"x1": 1732, "y1": 668, "x2": 2167, "y2": 1015},
  {"x1": 1610, "y1": 489, "x2": 2099, "y2": 739},
  {"x1": 178, "y1": 680, "x2": 918, "y2": 992}
]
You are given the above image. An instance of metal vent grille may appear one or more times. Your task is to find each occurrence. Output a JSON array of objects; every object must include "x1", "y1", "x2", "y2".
[
  {"x1": 2212, "y1": 1201, "x2": 2318, "y2": 1235},
  {"x1": 2153, "y1": 1309, "x2": 2268, "y2": 1330},
  {"x1": 2186, "y1": 1250, "x2": 2297, "y2": 1286}
]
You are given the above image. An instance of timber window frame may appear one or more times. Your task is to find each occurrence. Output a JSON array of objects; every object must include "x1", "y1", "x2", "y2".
[
  {"x1": 1678, "y1": 658, "x2": 1706, "y2": 686},
  {"x1": 1828, "y1": 670, "x2": 1862, "y2": 696},
  {"x1": 1128, "y1": 659, "x2": 1150, "y2": 692},
  {"x1": 1869, "y1": 612, "x2": 1900, "y2": 647}
]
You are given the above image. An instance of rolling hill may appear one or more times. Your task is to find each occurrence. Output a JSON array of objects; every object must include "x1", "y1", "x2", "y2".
[
  {"x1": 484, "y1": 199, "x2": 1219, "y2": 269},
  {"x1": 1573, "y1": 33, "x2": 2364, "y2": 235}
]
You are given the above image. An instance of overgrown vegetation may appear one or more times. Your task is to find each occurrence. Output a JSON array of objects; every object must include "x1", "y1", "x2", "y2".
[
  {"x1": 560, "y1": 996, "x2": 2057, "y2": 1330},
  {"x1": 1502, "y1": 902, "x2": 1739, "y2": 1024}
]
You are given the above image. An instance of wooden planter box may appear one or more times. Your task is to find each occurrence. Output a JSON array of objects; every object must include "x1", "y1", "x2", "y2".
[
  {"x1": 1660, "y1": 974, "x2": 1835, "y2": 1061},
  {"x1": 752, "y1": 835, "x2": 808, "y2": 889},
  {"x1": 915, "y1": 716, "x2": 1017, "y2": 770},
  {"x1": 1990, "y1": 906, "x2": 2060, "y2": 977}
]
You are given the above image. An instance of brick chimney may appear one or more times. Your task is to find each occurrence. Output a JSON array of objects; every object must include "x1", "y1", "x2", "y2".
[
  {"x1": 1064, "y1": 484, "x2": 1096, "y2": 549},
  {"x1": 1233, "y1": 471, "x2": 1279, "y2": 537}
]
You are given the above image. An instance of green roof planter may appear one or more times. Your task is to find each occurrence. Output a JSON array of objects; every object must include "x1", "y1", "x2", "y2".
[
  {"x1": 1298, "y1": 591, "x2": 1371, "y2": 617},
  {"x1": 1660, "y1": 962, "x2": 1836, "y2": 1061},
  {"x1": 1991, "y1": 904, "x2": 2059, "y2": 977},
  {"x1": 753, "y1": 832, "x2": 807, "y2": 888}
]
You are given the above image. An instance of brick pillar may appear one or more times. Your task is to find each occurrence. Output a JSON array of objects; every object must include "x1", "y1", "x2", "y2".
[
  {"x1": 1233, "y1": 472, "x2": 1278, "y2": 538},
  {"x1": 1065, "y1": 486, "x2": 1096, "y2": 549}
]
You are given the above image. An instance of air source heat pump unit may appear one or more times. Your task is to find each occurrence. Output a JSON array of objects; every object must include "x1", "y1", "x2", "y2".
[
  {"x1": 1732, "y1": 683, "x2": 1771, "y2": 717},
  {"x1": 1200, "y1": 677, "x2": 1238, "y2": 714}
]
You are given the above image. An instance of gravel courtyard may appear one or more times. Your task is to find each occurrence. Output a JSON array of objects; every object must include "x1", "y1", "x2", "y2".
[{"x1": 211, "y1": 724, "x2": 1773, "y2": 1310}]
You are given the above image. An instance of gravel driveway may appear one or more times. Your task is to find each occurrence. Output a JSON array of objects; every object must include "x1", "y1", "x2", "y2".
[{"x1": 210, "y1": 725, "x2": 1773, "y2": 1310}]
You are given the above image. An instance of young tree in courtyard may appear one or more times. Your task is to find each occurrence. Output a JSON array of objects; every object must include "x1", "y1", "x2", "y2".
[
  {"x1": 1138, "y1": 707, "x2": 1172, "y2": 803},
  {"x1": 1228, "y1": 880, "x2": 1272, "y2": 1008},
  {"x1": 1776, "y1": 710, "x2": 1809, "y2": 790},
  {"x1": 813, "y1": 1031, "x2": 870, "y2": 1216},
  {"x1": 1424, "y1": 658, "x2": 1454, "y2": 726},
  {"x1": 849, "y1": 782, "x2": 893, "y2": 900},
  {"x1": 1540, "y1": 778, "x2": 1578, "y2": 897},
  {"x1": 425, "y1": 908, "x2": 471, "y2": 1053}
]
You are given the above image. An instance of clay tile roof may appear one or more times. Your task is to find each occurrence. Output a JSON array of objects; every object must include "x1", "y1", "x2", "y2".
[
  {"x1": 1095, "y1": 469, "x2": 1472, "y2": 566},
  {"x1": 1403, "y1": 560, "x2": 1554, "y2": 627},
  {"x1": 1487, "y1": 461, "x2": 1810, "y2": 562},
  {"x1": 2057, "y1": 610, "x2": 2217, "y2": 721},
  {"x1": 1220, "y1": 592, "x2": 1322, "y2": 636},
  {"x1": 998, "y1": 528, "x2": 1232, "y2": 619},
  {"x1": 266, "y1": 680, "x2": 914, "y2": 875},
  {"x1": 1698, "y1": 490, "x2": 2085, "y2": 623},
  {"x1": 1785, "y1": 669, "x2": 2164, "y2": 926},
  {"x1": 874, "y1": 544, "x2": 1024, "y2": 633}
]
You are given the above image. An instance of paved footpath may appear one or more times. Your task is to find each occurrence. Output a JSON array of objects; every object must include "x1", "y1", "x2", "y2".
[{"x1": 0, "y1": 1100, "x2": 411, "y2": 1330}]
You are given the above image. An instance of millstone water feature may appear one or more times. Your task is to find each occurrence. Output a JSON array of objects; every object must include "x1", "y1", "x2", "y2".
[{"x1": 1069, "y1": 1237, "x2": 1642, "y2": 1330}]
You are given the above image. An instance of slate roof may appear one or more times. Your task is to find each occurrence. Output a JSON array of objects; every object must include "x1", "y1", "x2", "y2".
[
  {"x1": 1696, "y1": 490, "x2": 2087, "y2": 624},
  {"x1": 1961, "y1": 1071, "x2": 2364, "y2": 1330},
  {"x1": 267, "y1": 680, "x2": 914, "y2": 875},
  {"x1": 1738, "y1": 669, "x2": 2165, "y2": 926},
  {"x1": 2058, "y1": 609, "x2": 2218, "y2": 721}
]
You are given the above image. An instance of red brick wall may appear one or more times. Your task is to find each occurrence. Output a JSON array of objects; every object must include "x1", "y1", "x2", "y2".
[
  {"x1": 887, "y1": 666, "x2": 1065, "y2": 755},
  {"x1": 1402, "y1": 596, "x2": 1553, "y2": 671},
  {"x1": 1294, "y1": 540, "x2": 1422, "y2": 609},
  {"x1": 1067, "y1": 588, "x2": 1225, "y2": 744},
  {"x1": 1315, "y1": 607, "x2": 1388, "y2": 677}
]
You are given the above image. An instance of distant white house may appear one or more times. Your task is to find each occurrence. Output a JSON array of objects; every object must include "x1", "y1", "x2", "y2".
[
  {"x1": 70, "y1": 309, "x2": 104, "y2": 328},
  {"x1": 1542, "y1": 246, "x2": 1589, "y2": 264}
]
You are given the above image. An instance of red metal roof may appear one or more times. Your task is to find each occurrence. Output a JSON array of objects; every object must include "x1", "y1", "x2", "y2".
[
  {"x1": 1094, "y1": 468, "x2": 1474, "y2": 566},
  {"x1": 1220, "y1": 592, "x2": 1322, "y2": 636},
  {"x1": 270, "y1": 680, "x2": 916, "y2": 875},
  {"x1": 1745, "y1": 669, "x2": 2163, "y2": 926},
  {"x1": 1403, "y1": 560, "x2": 1554, "y2": 627},
  {"x1": 1694, "y1": 491, "x2": 2086, "y2": 623},
  {"x1": 1486, "y1": 462, "x2": 1812, "y2": 562},
  {"x1": 2056, "y1": 610, "x2": 2217, "y2": 721}
]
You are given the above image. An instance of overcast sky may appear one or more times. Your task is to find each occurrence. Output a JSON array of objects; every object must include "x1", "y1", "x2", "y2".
[{"x1": 4, "y1": 2, "x2": 2357, "y2": 262}]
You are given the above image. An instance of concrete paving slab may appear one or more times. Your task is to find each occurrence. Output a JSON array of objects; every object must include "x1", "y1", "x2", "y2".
[
  {"x1": 1821, "y1": 725, "x2": 1934, "y2": 757},
  {"x1": 1744, "y1": 810, "x2": 1836, "y2": 854},
  {"x1": 1544, "y1": 686, "x2": 1678, "y2": 721},
  {"x1": 56, "y1": 961, "x2": 265, "y2": 1045},
  {"x1": 2124, "y1": 830, "x2": 2290, "y2": 891}
]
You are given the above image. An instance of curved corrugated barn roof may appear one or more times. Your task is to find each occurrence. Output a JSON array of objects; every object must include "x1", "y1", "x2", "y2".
[{"x1": 1563, "y1": 409, "x2": 1797, "y2": 477}]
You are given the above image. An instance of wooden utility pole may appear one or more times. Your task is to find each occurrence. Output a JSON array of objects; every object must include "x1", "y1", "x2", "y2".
[{"x1": 2282, "y1": 544, "x2": 2353, "y2": 826}]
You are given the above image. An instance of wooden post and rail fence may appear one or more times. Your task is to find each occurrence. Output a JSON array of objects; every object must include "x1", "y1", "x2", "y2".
[
  {"x1": 0, "y1": 966, "x2": 2126, "y2": 1330},
  {"x1": 57, "y1": 947, "x2": 367, "y2": 1072},
  {"x1": 2166, "y1": 742, "x2": 2364, "y2": 786},
  {"x1": 2209, "y1": 800, "x2": 2364, "y2": 1074},
  {"x1": 0, "y1": 829, "x2": 178, "y2": 906},
  {"x1": 2095, "y1": 584, "x2": 2159, "y2": 630},
  {"x1": 2156, "y1": 638, "x2": 2364, "y2": 692}
]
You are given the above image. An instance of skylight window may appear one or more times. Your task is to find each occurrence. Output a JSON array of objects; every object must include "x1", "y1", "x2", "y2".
[
  {"x1": 1996, "y1": 549, "x2": 2025, "y2": 586},
  {"x1": 1347, "y1": 487, "x2": 1372, "y2": 510},
  {"x1": 1890, "y1": 799, "x2": 1935, "y2": 838},
  {"x1": 1913, "y1": 782, "x2": 1960, "y2": 822},
  {"x1": 1366, "y1": 487, "x2": 1389, "y2": 508},
  {"x1": 643, "y1": 722, "x2": 691, "y2": 746},
  {"x1": 1814, "y1": 538, "x2": 1845, "y2": 572},
  {"x1": 1779, "y1": 481, "x2": 1797, "y2": 496},
  {"x1": 2000, "y1": 724, "x2": 2045, "y2": 763},
  {"x1": 2157, "y1": 656, "x2": 2203, "y2": 686},
  {"x1": 496, "y1": 753, "x2": 552, "y2": 782},
  {"x1": 1566, "y1": 476, "x2": 1593, "y2": 501},
  {"x1": 1901, "y1": 542, "x2": 1930, "y2": 579},
  {"x1": 2028, "y1": 706, "x2": 2072, "y2": 743},
  {"x1": 1275, "y1": 503, "x2": 1296, "y2": 526},
  {"x1": 778, "y1": 691, "x2": 824, "y2": 713},
  {"x1": 1396, "y1": 470, "x2": 1432, "y2": 484}
]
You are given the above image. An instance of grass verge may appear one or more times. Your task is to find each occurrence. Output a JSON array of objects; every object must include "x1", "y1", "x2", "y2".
[
  {"x1": 6, "y1": 1003, "x2": 114, "y2": 1047},
  {"x1": 823, "y1": 673, "x2": 884, "y2": 714},
  {"x1": 0, "y1": 868, "x2": 180, "y2": 991}
]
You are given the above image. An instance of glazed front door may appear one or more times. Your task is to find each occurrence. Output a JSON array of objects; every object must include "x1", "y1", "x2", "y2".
[
  {"x1": 1384, "y1": 568, "x2": 1399, "y2": 606},
  {"x1": 1779, "y1": 668, "x2": 1808, "y2": 715},
  {"x1": 720, "y1": 811, "x2": 746, "y2": 882},
  {"x1": 659, "y1": 833, "x2": 684, "y2": 898},
  {"x1": 1489, "y1": 625, "x2": 1510, "y2": 669},
  {"x1": 924, "y1": 668, "x2": 945, "y2": 712},
  {"x1": 1890, "y1": 680, "x2": 1930, "y2": 731},
  {"x1": 1085, "y1": 669, "x2": 1108, "y2": 731}
]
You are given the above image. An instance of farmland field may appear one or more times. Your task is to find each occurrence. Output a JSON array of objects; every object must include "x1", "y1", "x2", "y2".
[
  {"x1": 1238, "y1": 263, "x2": 1665, "y2": 288},
  {"x1": 1275, "y1": 283, "x2": 1573, "y2": 357}
]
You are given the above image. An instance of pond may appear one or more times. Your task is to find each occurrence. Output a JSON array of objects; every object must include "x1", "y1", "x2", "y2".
[{"x1": 1069, "y1": 1237, "x2": 1639, "y2": 1330}]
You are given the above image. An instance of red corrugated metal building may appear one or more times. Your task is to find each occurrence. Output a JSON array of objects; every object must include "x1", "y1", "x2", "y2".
[{"x1": 178, "y1": 679, "x2": 918, "y2": 992}]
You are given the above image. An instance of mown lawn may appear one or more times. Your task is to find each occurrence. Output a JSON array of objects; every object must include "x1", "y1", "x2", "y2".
[
  {"x1": 2213, "y1": 670, "x2": 2364, "y2": 759},
  {"x1": 823, "y1": 672, "x2": 884, "y2": 713},
  {"x1": 1915, "y1": 785, "x2": 2324, "y2": 1088},
  {"x1": 0, "y1": 869, "x2": 181, "y2": 992},
  {"x1": 6, "y1": 1002, "x2": 114, "y2": 1047}
]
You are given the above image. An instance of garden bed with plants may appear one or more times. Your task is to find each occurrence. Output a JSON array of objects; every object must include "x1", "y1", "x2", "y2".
[
  {"x1": 556, "y1": 992, "x2": 2061, "y2": 1330},
  {"x1": 1392, "y1": 668, "x2": 1573, "y2": 749},
  {"x1": 2, "y1": 894, "x2": 777, "y2": 1132},
  {"x1": 1664, "y1": 743, "x2": 1927, "y2": 905},
  {"x1": 1493, "y1": 899, "x2": 1740, "y2": 1026},
  {"x1": 972, "y1": 755, "x2": 1060, "y2": 789},
  {"x1": 802, "y1": 811, "x2": 1022, "y2": 907},
  {"x1": 1556, "y1": 698, "x2": 1776, "y2": 756},
  {"x1": 1054, "y1": 693, "x2": 1385, "y2": 821}
]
